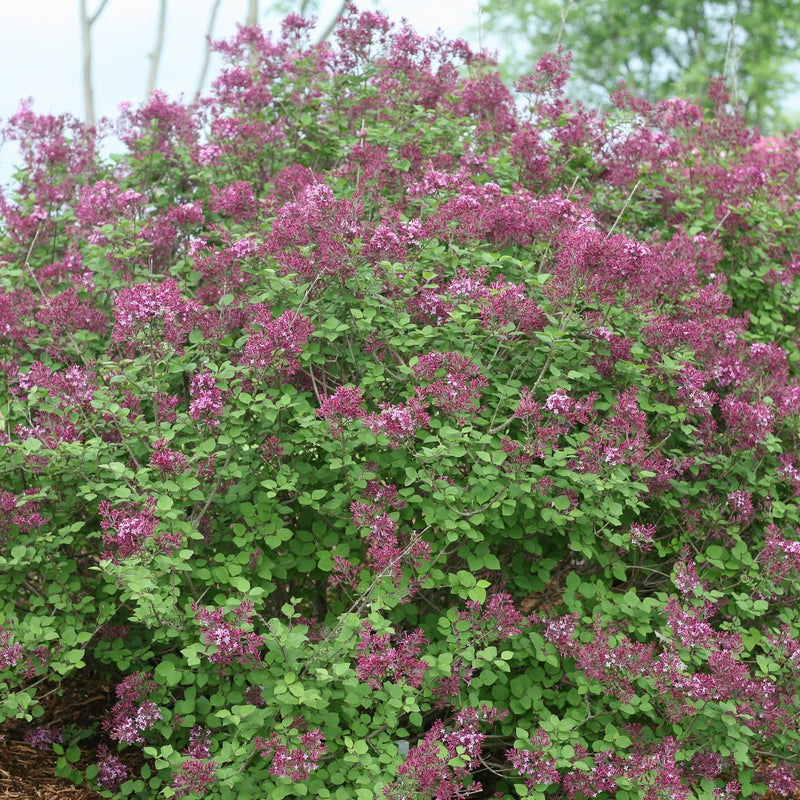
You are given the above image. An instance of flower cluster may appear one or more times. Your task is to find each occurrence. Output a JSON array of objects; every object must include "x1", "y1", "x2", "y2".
[
  {"x1": 149, "y1": 438, "x2": 189, "y2": 475},
  {"x1": 19, "y1": 362, "x2": 96, "y2": 409},
  {"x1": 364, "y1": 396, "x2": 430, "y2": 447},
  {"x1": 209, "y1": 180, "x2": 258, "y2": 222},
  {"x1": 104, "y1": 673, "x2": 162, "y2": 745},
  {"x1": 24, "y1": 726, "x2": 62, "y2": 751},
  {"x1": 0, "y1": 625, "x2": 24, "y2": 671},
  {"x1": 0, "y1": 490, "x2": 45, "y2": 543},
  {"x1": 355, "y1": 622, "x2": 429, "y2": 689},
  {"x1": 188, "y1": 372, "x2": 225, "y2": 429},
  {"x1": 241, "y1": 307, "x2": 314, "y2": 381},
  {"x1": 758, "y1": 525, "x2": 800, "y2": 584},
  {"x1": 193, "y1": 600, "x2": 264, "y2": 667},
  {"x1": 267, "y1": 183, "x2": 361, "y2": 280},
  {"x1": 254, "y1": 726, "x2": 327, "y2": 780},
  {"x1": 719, "y1": 396, "x2": 774, "y2": 449},
  {"x1": 412, "y1": 351, "x2": 487, "y2": 420},
  {"x1": 458, "y1": 593, "x2": 527, "y2": 641},
  {"x1": 171, "y1": 727, "x2": 218, "y2": 798},
  {"x1": 98, "y1": 495, "x2": 172, "y2": 561},
  {"x1": 317, "y1": 385, "x2": 366, "y2": 437},
  {"x1": 507, "y1": 728, "x2": 560, "y2": 790},
  {"x1": 384, "y1": 706, "x2": 506, "y2": 800},
  {"x1": 111, "y1": 279, "x2": 199, "y2": 350},
  {"x1": 627, "y1": 522, "x2": 657, "y2": 550},
  {"x1": 95, "y1": 744, "x2": 129, "y2": 790}
]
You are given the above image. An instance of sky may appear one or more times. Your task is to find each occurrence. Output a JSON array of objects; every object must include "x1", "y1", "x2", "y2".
[
  {"x1": 0, "y1": 1, "x2": 481, "y2": 127},
  {"x1": 4, "y1": 1, "x2": 799, "y2": 184},
  {"x1": 0, "y1": 1, "x2": 484, "y2": 184}
]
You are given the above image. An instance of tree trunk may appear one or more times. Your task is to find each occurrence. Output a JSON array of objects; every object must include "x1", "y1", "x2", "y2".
[
  {"x1": 78, "y1": 0, "x2": 111, "y2": 127},
  {"x1": 316, "y1": 0, "x2": 348, "y2": 44},
  {"x1": 246, "y1": 0, "x2": 258, "y2": 26},
  {"x1": 146, "y1": 0, "x2": 169, "y2": 99},
  {"x1": 196, "y1": 0, "x2": 224, "y2": 100}
]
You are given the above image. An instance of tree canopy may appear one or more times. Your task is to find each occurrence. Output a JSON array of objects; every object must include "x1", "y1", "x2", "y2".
[{"x1": 479, "y1": 0, "x2": 800, "y2": 128}]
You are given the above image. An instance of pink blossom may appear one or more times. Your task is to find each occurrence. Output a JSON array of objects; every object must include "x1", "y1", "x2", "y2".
[
  {"x1": 171, "y1": 727, "x2": 218, "y2": 797},
  {"x1": 209, "y1": 180, "x2": 258, "y2": 221},
  {"x1": 514, "y1": 47, "x2": 572, "y2": 98},
  {"x1": 458, "y1": 593, "x2": 527, "y2": 641},
  {"x1": 0, "y1": 625, "x2": 24, "y2": 671},
  {"x1": 538, "y1": 612, "x2": 580, "y2": 651},
  {"x1": 171, "y1": 759, "x2": 218, "y2": 798},
  {"x1": 99, "y1": 496, "x2": 163, "y2": 562},
  {"x1": 355, "y1": 622, "x2": 429, "y2": 689},
  {"x1": 193, "y1": 600, "x2": 264, "y2": 667},
  {"x1": 364, "y1": 396, "x2": 430, "y2": 447},
  {"x1": 544, "y1": 387, "x2": 574, "y2": 416},
  {"x1": 189, "y1": 372, "x2": 225, "y2": 428},
  {"x1": 673, "y1": 551, "x2": 703, "y2": 596},
  {"x1": 720, "y1": 395, "x2": 774, "y2": 448},
  {"x1": 628, "y1": 523, "x2": 656, "y2": 550},
  {"x1": 260, "y1": 435, "x2": 284, "y2": 462},
  {"x1": 384, "y1": 706, "x2": 505, "y2": 800},
  {"x1": 104, "y1": 673, "x2": 162, "y2": 745},
  {"x1": 254, "y1": 727, "x2": 327, "y2": 780},
  {"x1": 267, "y1": 183, "x2": 362, "y2": 280},
  {"x1": 508, "y1": 728, "x2": 560, "y2": 789},
  {"x1": 95, "y1": 744, "x2": 128, "y2": 790},
  {"x1": 24, "y1": 726, "x2": 62, "y2": 751},
  {"x1": 726, "y1": 490, "x2": 754, "y2": 524},
  {"x1": 412, "y1": 351, "x2": 487, "y2": 419},
  {"x1": 149, "y1": 439, "x2": 189, "y2": 475},
  {"x1": 19, "y1": 362, "x2": 96, "y2": 409},
  {"x1": 317, "y1": 385, "x2": 366, "y2": 437},
  {"x1": 112, "y1": 279, "x2": 198, "y2": 349},
  {"x1": 241, "y1": 307, "x2": 314, "y2": 381}
]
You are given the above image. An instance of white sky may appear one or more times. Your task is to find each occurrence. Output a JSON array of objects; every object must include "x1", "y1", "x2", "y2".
[
  {"x1": 4, "y1": 1, "x2": 798, "y2": 183},
  {"x1": 0, "y1": 1, "x2": 485, "y2": 184},
  {"x1": 0, "y1": 1, "x2": 482, "y2": 125}
]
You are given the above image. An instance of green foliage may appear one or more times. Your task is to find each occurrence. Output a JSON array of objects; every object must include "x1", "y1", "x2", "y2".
[
  {"x1": 0, "y1": 7, "x2": 799, "y2": 799},
  {"x1": 479, "y1": 0, "x2": 800, "y2": 128}
]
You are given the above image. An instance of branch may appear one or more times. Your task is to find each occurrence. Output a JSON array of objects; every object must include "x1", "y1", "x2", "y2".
[
  {"x1": 88, "y1": 0, "x2": 111, "y2": 26},
  {"x1": 316, "y1": 0, "x2": 348, "y2": 44},
  {"x1": 79, "y1": 0, "x2": 112, "y2": 126},
  {"x1": 146, "y1": 0, "x2": 169, "y2": 99},
  {"x1": 195, "y1": 0, "x2": 223, "y2": 100},
  {"x1": 246, "y1": 0, "x2": 258, "y2": 26}
]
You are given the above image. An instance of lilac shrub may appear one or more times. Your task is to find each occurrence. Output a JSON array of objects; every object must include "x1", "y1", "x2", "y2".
[{"x1": 0, "y1": 5, "x2": 799, "y2": 799}]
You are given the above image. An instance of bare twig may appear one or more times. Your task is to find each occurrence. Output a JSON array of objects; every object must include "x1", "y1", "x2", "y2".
[
  {"x1": 146, "y1": 0, "x2": 169, "y2": 98},
  {"x1": 78, "y1": 0, "x2": 112, "y2": 126},
  {"x1": 316, "y1": 0, "x2": 348, "y2": 44},
  {"x1": 246, "y1": 0, "x2": 258, "y2": 26},
  {"x1": 195, "y1": 0, "x2": 223, "y2": 100},
  {"x1": 556, "y1": 0, "x2": 574, "y2": 46},
  {"x1": 605, "y1": 179, "x2": 641, "y2": 239}
]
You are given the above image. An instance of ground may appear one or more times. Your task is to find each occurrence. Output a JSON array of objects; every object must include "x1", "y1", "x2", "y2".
[{"x1": 1, "y1": 629, "x2": 797, "y2": 799}]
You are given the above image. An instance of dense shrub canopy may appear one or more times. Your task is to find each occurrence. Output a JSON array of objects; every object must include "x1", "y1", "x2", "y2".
[{"x1": 1, "y1": 6, "x2": 800, "y2": 799}]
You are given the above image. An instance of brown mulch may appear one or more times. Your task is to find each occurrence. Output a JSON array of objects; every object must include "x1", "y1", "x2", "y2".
[
  {"x1": 1, "y1": 650, "x2": 798, "y2": 799},
  {"x1": 519, "y1": 555, "x2": 571, "y2": 615},
  {"x1": 0, "y1": 671, "x2": 136, "y2": 800}
]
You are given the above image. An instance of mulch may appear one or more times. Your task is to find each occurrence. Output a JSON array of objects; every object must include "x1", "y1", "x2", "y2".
[
  {"x1": 0, "y1": 672, "x2": 135, "y2": 800},
  {"x1": 1, "y1": 653, "x2": 798, "y2": 799}
]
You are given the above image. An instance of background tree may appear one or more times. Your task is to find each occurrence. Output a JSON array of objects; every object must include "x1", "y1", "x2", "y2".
[
  {"x1": 146, "y1": 0, "x2": 169, "y2": 98},
  {"x1": 78, "y1": 0, "x2": 111, "y2": 127},
  {"x1": 196, "y1": 0, "x2": 224, "y2": 99},
  {"x1": 80, "y1": 0, "x2": 349, "y2": 126},
  {"x1": 478, "y1": 0, "x2": 800, "y2": 128},
  {"x1": 246, "y1": 0, "x2": 259, "y2": 26}
]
